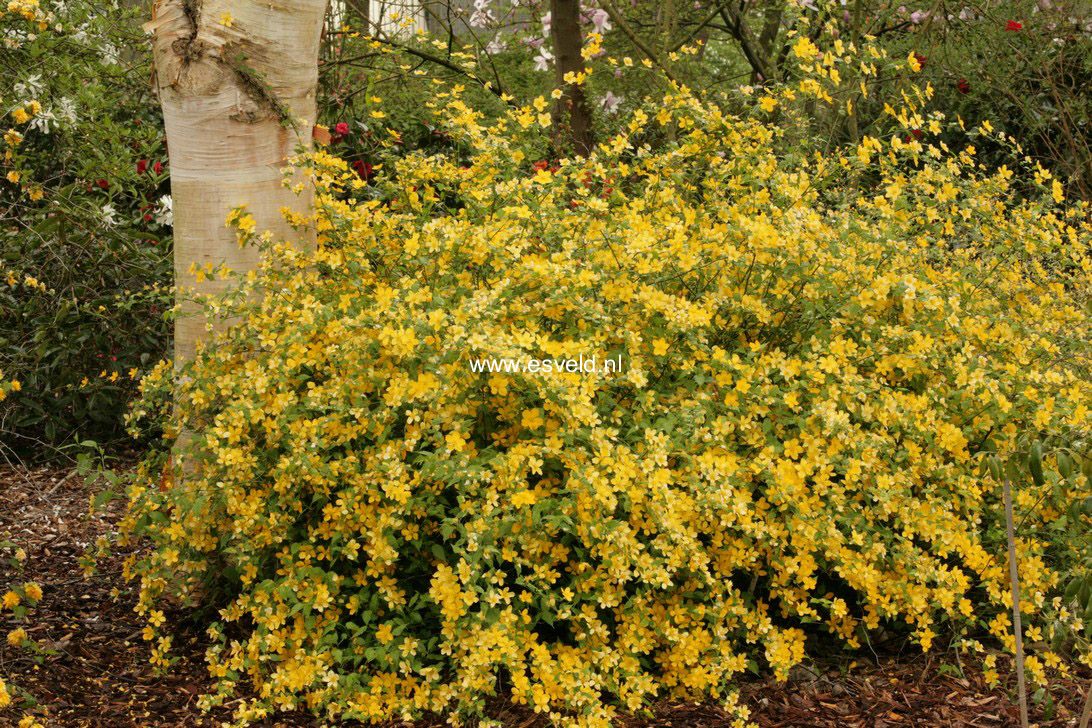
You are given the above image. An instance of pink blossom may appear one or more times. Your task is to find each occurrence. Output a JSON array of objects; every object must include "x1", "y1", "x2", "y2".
[
  {"x1": 600, "y1": 91, "x2": 623, "y2": 113},
  {"x1": 588, "y1": 8, "x2": 611, "y2": 33}
]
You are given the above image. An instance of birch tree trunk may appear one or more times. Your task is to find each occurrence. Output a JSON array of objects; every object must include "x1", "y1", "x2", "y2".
[{"x1": 147, "y1": 0, "x2": 328, "y2": 368}]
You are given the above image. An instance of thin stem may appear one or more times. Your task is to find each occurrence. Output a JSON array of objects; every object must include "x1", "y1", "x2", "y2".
[{"x1": 1003, "y1": 478, "x2": 1030, "y2": 728}]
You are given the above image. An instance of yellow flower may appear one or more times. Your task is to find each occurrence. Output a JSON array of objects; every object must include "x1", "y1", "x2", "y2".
[
  {"x1": 219, "y1": 12, "x2": 234, "y2": 27},
  {"x1": 6, "y1": 171, "x2": 20, "y2": 184},
  {"x1": 1, "y1": 591, "x2": 19, "y2": 610},
  {"x1": 7, "y1": 628, "x2": 26, "y2": 647},
  {"x1": 23, "y1": 582, "x2": 42, "y2": 601},
  {"x1": 1052, "y1": 180, "x2": 1064, "y2": 204},
  {"x1": 793, "y1": 36, "x2": 818, "y2": 60},
  {"x1": 521, "y1": 408, "x2": 545, "y2": 430},
  {"x1": 758, "y1": 96, "x2": 778, "y2": 113},
  {"x1": 375, "y1": 623, "x2": 394, "y2": 644},
  {"x1": 12, "y1": 108, "x2": 29, "y2": 125}
]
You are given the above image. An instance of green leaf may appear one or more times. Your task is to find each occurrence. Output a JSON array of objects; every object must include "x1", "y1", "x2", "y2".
[
  {"x1": 1058, "y1": 451, "x2": 1073, "y2": 480},
  {"x1": 1028, "y1": 440, "x2": 1045, "y2": 486}
]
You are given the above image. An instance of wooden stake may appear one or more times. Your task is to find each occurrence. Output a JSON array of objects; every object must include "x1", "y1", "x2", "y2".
[
  {"x1": 1079, "y1": 679, "x2": 1092, "y2": 728},
  {"x1": 1003, "y1": 478, "x2": 1030, "y2": 728}
]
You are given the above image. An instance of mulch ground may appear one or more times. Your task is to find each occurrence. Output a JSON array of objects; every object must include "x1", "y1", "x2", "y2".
[{"x1": 1, "y1": 461, "x2": 1089, "y2": 727}]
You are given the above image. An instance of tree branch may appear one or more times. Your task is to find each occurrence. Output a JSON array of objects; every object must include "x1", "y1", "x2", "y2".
[
  {"x1": 599, "y1": 0, "x2": 682, "y2": 87},
  {"x1": 714, "y1": 0, "x2": 772, "y2": 81},
  {"x1": 365, "y1": 34, "x2": 516, "y2": 106}
]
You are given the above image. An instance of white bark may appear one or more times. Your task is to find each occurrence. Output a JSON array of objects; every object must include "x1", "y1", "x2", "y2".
[{"x1": 147, "y1": 0, "x2": 328, "y2": 365}]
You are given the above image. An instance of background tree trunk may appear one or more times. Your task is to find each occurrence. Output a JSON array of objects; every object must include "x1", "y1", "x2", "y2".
[
  {"x1": 550, "y1": 0, "x2": 594, "y2": 157},
  {"x1": 147, "y1": 0, "x2": 328, "y2": 367}
]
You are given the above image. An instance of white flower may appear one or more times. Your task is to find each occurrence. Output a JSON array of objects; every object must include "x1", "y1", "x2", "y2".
[
  {"x1": 28, "y1": 110, "x2": 58, "y2": 135},
  {"x1": 909, "y1": 9, "x2": 929, "y2": 23},
  {"x1": 55, "y1": 97, "x2": 77, "y2": 125},
  {"x1": 469, "y1": 0, "x2": 494, "y2": 28},
  {"x1": 101, "y1": 203, "x2": 118, "y2": 228},
  {"x1": 484, "y1": 39, "x2": 506, "y2": 55},
  {"x1": 533, "y1": 46, "x2": 553, "y2": 71},
  {"x1": 155, "y1": 195, "x2": 173, "y2": 228},
  {"x1": 542, "y1": 11, "x2": 551, "y2": 34},
  {"x1": 14, "y1": 74, "x2": 44, "y2": 98},
  {"x1": 99, "y1": 41, "x2": 120, "y2": 65}
]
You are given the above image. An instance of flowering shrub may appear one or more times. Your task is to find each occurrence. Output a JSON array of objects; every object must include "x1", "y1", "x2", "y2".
[
  {"x1": 0, "y1": 0, "x2": 171, "y2": 457},
  {"x1": 118, "y1": 41, "x2": 1091, "y2": 728}
]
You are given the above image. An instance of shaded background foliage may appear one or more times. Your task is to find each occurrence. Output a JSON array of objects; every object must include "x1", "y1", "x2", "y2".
[{"x1": 0, "y1": 0, "x2": 171, "y2": 461}]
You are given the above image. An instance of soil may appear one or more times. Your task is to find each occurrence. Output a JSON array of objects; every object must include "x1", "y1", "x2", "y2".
[{"x1": 1, "y1": 462, "x2": 1088, "y2": 727}]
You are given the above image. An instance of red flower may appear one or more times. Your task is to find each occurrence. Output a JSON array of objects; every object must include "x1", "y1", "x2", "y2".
[
  {"x1": 137, "y1": 159, "x2": 148, "y2": 175},
  {"x1": 956, "y1": 79, "x2": 970, "y2": 94},
  {"x1": 335, "y1": 122, "x2": 350, "y2": 135},
  {"x1": 533, "y1": 160, "x2": 549, "y2": 172},
  {"x1": 97, "y1": 179, "x2": 109, "y2": 189},
  {"x1": 352, "y1": 159, "x2": 373, "y2": 180},
  {"x1": 153, "y1": 161, "x2": 163, "y2": 175},
  {"x1": 913, "y1": 52, "x2": 926, "y2": 70},
  {"x1": 1005, "y1": 20, "x2": 1023, "y2": 31}
]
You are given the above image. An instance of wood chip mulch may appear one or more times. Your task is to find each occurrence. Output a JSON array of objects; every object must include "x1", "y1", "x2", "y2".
[{"x1": 1, "y1": 462, "x2": 1089, "y2": 727}]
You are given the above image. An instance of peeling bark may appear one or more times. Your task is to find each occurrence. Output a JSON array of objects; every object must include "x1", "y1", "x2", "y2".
[{"x1": 148, "y1": 0, "x2": 328, "y2": 366}]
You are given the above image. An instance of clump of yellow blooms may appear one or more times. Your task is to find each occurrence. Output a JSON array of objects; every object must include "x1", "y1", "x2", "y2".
[
  {"x1": 120, "y1": 41, "x2": 1091, "y2": 728},
  {"x1": 1, "y1": 538, "x2": 44, "y2": 715}
]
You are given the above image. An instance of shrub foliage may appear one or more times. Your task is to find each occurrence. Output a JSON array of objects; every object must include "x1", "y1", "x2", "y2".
[
  {"x1": 0, "y1": 0, "x2": 171, "y2": 456},
  {"x1": 119, "y1": 48, "x2": 1091, "y2": 727}
]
